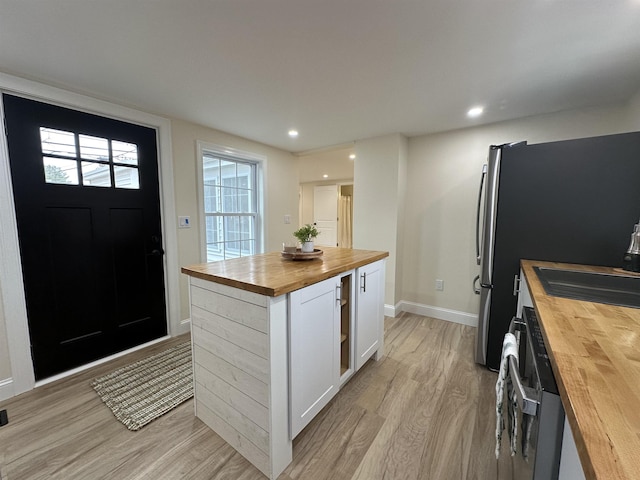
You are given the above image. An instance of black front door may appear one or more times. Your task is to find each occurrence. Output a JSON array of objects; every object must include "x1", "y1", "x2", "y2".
[{"x1": 3, "y1": 94, "x2": 167, "y2": 380}]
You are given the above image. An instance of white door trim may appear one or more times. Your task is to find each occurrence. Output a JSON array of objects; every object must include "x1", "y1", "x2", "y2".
[{"x1": 0, "y1": 72, "x2": 180, "y2": 396}]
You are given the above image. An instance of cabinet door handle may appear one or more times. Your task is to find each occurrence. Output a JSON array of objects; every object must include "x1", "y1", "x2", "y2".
[
  {"x1": 360, "y1": 272, "x2": 367, "y2": 293},
  {"x1": 513, "y1": 275, "x2": 521, "y2": 297},
  {"x1": 336, "y1": 285, "x2": 341, "y2": 303}
]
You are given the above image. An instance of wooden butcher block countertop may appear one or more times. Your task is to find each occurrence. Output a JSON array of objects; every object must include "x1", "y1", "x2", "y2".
[
  {"x1": 181, "y1": 246, "x2": 388, "y2": 297},
  {"x1": 521, "y1": 259, "x2": 640, "y2": 480}
]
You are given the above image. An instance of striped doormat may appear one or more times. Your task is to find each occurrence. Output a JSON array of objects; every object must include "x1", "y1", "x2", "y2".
[{"x1": 91, "y1": 341, "x2": 193, "y2": 431}]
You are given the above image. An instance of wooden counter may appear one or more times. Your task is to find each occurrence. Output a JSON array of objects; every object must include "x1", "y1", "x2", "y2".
[
  {"x1": 181, "y1": 246, "x2": 389, "y2": 297},
  {"x1": 521, "y1": 259, "x2": 640, "y2": 480}
]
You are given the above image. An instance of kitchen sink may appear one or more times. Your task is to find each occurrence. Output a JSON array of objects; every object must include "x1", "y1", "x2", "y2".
[{"x1": 534, "y1": 266, "x2": 640, "y2": 309}]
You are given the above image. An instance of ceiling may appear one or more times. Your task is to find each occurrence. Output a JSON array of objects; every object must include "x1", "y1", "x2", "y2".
[{"x1": 1, "y1": 1, "x2": 640, "y2": 153}]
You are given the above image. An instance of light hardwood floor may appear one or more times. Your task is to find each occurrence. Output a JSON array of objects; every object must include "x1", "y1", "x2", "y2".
[{"x1": 0, "y1": 313, "x2": 515, "y2": 479}]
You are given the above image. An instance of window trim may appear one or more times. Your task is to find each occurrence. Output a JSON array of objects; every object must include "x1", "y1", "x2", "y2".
[{"x1": 196, "y1": 141, "x2": 265, "y2": 263}]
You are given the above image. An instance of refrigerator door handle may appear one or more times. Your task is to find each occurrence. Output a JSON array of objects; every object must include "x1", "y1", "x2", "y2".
[
  {"x1": 475, "y1": 164, "x2": 488, "y2": 265},
  {"x1": 473, "y1": 275, "x2": 481, "y2": 294}
]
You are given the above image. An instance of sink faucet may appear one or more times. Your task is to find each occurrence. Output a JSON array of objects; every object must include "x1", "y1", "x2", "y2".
[{"x1": 622, "y1": 218, "x2": 640, "y2": 272}]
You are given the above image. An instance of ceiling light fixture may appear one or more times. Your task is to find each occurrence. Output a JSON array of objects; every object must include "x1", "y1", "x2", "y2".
[
  {"x1": 467, "y1": 106, "x2": 484, "y2": 118},
  {"x1": 288, "y1": 129, "x2": 299, "y2": 138},
  {"x1": 349, "y1": 154, "x2": 356, "y2": 160},
  {"x1": 323, "y1": 174, "x2": 328, "y2": 178}
]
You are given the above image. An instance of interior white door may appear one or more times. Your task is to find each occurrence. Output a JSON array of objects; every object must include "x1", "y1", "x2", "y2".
[{"x1": 313, "y1": 185, "x2": 338, "y2": 247}]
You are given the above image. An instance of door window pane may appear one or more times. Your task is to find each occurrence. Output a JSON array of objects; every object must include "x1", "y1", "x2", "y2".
[
  {"x1": 79, "y1": 134, "x2": 109, "y2": 161},
  {"x1": 81, "y1": 162, "x2": 112, "y2": 187},
  {"x1": 40, "y1": 127, "x2": 76, "y2": 158},
  {"x1": 43, "y1": 157, "x2": 79, "y2": 185},
  {"x1": 112, "y1": 140, "x2": 138, "y2": 165},
  {"x1": 39, "y1": 127, "x2": 139, "y2": 190},
  {"x1": 114, "y1": 165, "x2": 140, "y2": 189}
]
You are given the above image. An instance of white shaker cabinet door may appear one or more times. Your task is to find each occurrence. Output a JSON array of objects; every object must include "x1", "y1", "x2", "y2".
[
  {"x1": 289, "y1": 276, "x2": 340, "y2": 438},
  {"x1": 356, "y1": 259, "x2": 385, "y2": 371}
]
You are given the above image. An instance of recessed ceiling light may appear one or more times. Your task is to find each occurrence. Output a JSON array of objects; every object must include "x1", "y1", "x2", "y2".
[
  {"x1": 467, "y1": 106, "x2": 484, "y2": 118},
  {"x1": 323, "y1": 174, "x2": 328, "y2": 178},
  {"x1": 288, "y1": 129, "x2": 299, "y2": 138},
  {"x1": 349, "y1": 154, "x2": 356, "y2": 160}
]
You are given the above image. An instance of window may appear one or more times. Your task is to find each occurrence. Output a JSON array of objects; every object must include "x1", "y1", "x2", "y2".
[
  {"x1": 198, "y1": 144, "x2": 263, "y2": 262},
  {"x1": 39, "y1": 127, "x2": 140, "y2": 189}
]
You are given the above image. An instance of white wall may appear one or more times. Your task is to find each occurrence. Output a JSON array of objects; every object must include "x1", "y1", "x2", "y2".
[
  {"x1": 628, "y1": 90, "x2": 640, "y2": 128},
  {"x1": 171, "y1": 119, "x2": 299, "y2": 322},
  {"x1": 353, "y1": 133, "x2": 408, "y2": 310},
  {"x1": 395, "y1": 139, "x2": 408, "y2": 305},
  {"x1": 402, "y1": 103, "x2": 635, "y2": 322},
  {"x1": 297, "y1": 146, "x2": 354, "y2": 184},
  {"x1": 0, "y1": 280, "x2": 10, "y2": 381}
]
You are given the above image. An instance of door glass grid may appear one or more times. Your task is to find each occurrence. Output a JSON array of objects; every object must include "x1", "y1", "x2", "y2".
[
  {"x1": 40, "y1": 127, "x2": 140, "y2": 189},
  {"x1": 202, "y1": 153, "x2": 257, "y2": 261},
  {"x1": 43, "y1": 157, "x2": 79, "y2": 185}
]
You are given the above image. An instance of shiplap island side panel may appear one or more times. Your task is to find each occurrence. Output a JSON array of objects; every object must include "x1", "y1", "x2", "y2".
[{"x1": 182, "y1": 247, "x2": 388, "y2": 479}]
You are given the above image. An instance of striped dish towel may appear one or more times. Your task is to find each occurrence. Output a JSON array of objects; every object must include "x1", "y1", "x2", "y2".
[{"x1": 495, "y1": 332, "x2": 518, "y2": 459}]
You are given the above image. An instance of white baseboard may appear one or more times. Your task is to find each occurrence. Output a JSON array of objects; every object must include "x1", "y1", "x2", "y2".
[
  {"x1": 384, "y1": 304, "x2": 398, "y2": 318},
  {"x1": 398, "y1": 301, "x2": 478, "y2": 327},
  {"x1": 176, "y1": 317, "x2": 191, "y2": 336},
  {"x1": 0, "y1": 377, "x2": 14, "y2": 402}
]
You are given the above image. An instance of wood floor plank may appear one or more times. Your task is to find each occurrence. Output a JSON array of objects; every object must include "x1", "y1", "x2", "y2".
[
  {"x1": 417, "y1": 353, "x2": 480, "y2": 479},
  {"x1": 0, "y1": 316, "x2": 505, "y2": 480}
]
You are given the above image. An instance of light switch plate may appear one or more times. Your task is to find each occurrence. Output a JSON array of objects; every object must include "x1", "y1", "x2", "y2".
[
  {"x1": 284, "y1": 214, "x2": 291, "y2": 224},
  {"x1": 178, "y1": 216, "x2": 191, "y2": 228}
]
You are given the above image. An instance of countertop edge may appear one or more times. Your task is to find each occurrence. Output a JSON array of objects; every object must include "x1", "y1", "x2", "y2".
[
  {"x1": 520, "y1": 263, "x2": 595, "y2": 479},
  {"x1": 181, "y1": 249, "x2": 389, "y2": 297},
  {"x1": 179, "y1": 269, "x2": 277, "y2": 296}
]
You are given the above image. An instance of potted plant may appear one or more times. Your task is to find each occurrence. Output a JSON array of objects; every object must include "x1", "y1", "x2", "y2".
[{"x1": 293, "y1": 224, "x2": 320, "y2": 253}]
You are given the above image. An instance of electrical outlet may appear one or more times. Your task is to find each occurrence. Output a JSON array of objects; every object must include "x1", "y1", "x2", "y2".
[
  {"x1": 435, "y1": 279, "x2": 444, "y2": 291},
  {"x1": 284, "y1": 214, "x2": 291, "y2": 224}
]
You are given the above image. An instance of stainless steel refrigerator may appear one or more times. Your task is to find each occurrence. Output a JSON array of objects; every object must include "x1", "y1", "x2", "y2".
[{"x1": 474, "y1": 132, "x2": 640, "y2": 370}]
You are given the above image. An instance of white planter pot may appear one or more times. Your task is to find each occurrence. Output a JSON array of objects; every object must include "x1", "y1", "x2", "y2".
[{"x1": 301, "y1": 241, "x2": 314, "y2": 253}]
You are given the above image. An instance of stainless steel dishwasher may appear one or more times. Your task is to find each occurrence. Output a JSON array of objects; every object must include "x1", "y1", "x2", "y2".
[{"x1": 504, "y1": 307, "x2": 565, "y2": 480}]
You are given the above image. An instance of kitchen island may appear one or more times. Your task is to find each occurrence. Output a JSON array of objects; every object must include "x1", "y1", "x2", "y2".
[
  {"x1": 521, "y1": 259, "x2": 640, "y2": 480},
  {"x1": 181, "y1": 247, "x2": 388, "y2": 479}
]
